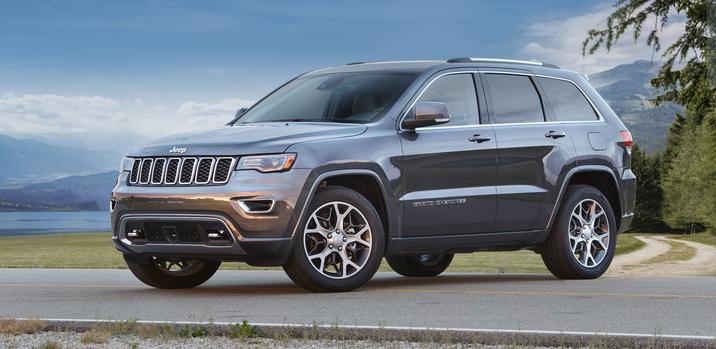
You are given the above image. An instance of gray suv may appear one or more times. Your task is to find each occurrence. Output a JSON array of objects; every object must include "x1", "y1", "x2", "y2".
[{"x1": 112, "y1": 58, "x2": 636, "y2": 292}]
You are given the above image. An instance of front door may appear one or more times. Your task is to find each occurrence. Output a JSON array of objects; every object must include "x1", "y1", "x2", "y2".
[{"x1": 399, "y1": 71, "x2": 497, "y2": 237}]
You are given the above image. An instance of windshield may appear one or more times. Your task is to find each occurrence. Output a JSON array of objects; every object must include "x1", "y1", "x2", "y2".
[{"x1": 237, "y1": 72, "x2": 418, "y2": 124}]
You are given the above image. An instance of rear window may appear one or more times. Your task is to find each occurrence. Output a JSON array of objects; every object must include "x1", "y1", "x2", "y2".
[
  {"x1": 484, "y1": 74, "x2": 544, "y2": 124},
  {"x1": 538, "y1": 77, "x2": 599, "y2": 121}
]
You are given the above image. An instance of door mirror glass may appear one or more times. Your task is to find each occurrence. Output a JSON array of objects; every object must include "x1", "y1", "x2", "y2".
[{"x1": 402, "y1": 101, "x2": 450, "y2": 129}]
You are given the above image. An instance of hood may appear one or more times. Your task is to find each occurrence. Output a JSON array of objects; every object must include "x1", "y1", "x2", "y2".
[{"x1": 128, "y1": 122, "x2": 367, "y2": 157}]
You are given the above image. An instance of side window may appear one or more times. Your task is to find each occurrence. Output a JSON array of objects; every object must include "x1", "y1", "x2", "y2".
[
  {"x1": 538, "y1": 77, "x2": 599, "y2": 121},
  {"x1": 416, "y1": 74, "x2": 479, "y2": 127},
  {"x1": 484, "y1": 74, "x2": 544, "y2": 124}
]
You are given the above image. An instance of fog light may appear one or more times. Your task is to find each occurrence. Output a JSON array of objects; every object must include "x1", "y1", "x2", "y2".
[
  {"x1": 207, "y1": 229, "x2": 227, "y2": 240},
  {"x1": 128, "y1": 228, "x2": 143, "y2": 238}
]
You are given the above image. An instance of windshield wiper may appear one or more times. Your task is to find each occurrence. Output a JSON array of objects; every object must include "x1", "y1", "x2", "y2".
[{"x1": 269, "y1": 118, "x2": 325, "y2": 122}]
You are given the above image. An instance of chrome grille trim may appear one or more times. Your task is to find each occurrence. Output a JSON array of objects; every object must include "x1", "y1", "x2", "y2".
[
  {"x1": 178, "y1": 158, "x2": 197, "y2": 185},
  {"x1": 139, "y1": 159, "x2": 153, "y2": 184},
  {"x1": 194, "y1": 157, "x2": 215, "y2": 184},
  {"x1": 129, "y1": 159, "x2": 141, "y2": 184},
  {"x1": 150, "y1": 158, "x2": 166, "y2": 184},
  {"x1": 128, "y1": 156, "x2": 236, "y2": 186},
  {"x1": 212, "y1": 157, "x2": 235, "y2": 184},
  {"x1": 165, "y1": 158, "x2": 181, "y2": 184}
]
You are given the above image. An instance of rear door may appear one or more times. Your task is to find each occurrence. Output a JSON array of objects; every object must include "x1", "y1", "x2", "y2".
[
  {"x1": 399, "y1": 71, "x2": 497, "y2": 237},
  {"x1": 480, "y1": 70, "x2": 576, "y2": 232}
]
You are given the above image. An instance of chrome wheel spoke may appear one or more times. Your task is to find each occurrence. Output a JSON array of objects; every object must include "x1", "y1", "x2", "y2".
[
  {"x1": 347, "y1": 226, "x2": 371, "y2": 247},
  {"x1": 571, "y1": 212, "x2": 587, "y2": 226},
  {"x1": 594, "y1": 237, "x2": 608, "y2": 251},
  {"x1": 334, "y1": 203, "x2": 351, "y2": 231},
  {"x1": 589, "y1": 211, "x2": 605, "y2": 227}
]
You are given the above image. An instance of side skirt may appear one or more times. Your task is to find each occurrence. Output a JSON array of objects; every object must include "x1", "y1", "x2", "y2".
[{"x1": 387, "y1": 230, "x2": 549, "y2": 255}]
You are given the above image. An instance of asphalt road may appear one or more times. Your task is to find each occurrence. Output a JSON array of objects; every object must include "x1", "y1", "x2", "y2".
[{"x1": 0, "y1": 269, "x2": 714, "y2": 337}]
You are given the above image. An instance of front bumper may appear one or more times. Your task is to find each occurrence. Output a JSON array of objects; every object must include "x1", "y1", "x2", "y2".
[{"x1": 111, "y1": 168, "x2": 311, "y2": 266}]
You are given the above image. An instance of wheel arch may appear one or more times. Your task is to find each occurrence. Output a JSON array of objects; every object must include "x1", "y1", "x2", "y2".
[
  {"x1": 289, "y1": 168, "x2": 396, "y2": 253},
  {"x1": 548, "y1": 166, "x2": 622, "y2": 231}
]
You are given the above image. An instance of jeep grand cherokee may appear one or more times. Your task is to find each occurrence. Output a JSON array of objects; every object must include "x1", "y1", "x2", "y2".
[{"x1": 112, "y1": 58, "x2": 636, "y2": 292}]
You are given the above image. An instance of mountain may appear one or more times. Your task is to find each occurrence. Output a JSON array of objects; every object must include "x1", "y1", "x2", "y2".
[
  {"x1": 0, "y1": 134, "x2": 119, "y2": 186},
  {"x1": 590, "y1": 60, "x2": 680, "y2": 153},
  {"x1": 0, "y1": 171, "x2": 118, "y2": 212}
]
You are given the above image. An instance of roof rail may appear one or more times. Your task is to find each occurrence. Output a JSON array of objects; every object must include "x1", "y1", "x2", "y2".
[
  {"x1": 446, "y1": 57, "x2": 560, "y2": 69},
  {"x1": 345, "y1": 61, "x2": 366, "y2": 65}
]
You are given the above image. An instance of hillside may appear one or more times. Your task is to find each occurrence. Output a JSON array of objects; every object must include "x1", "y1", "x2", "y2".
[
  {"x1": 590, "y1": 60, "x2": 680, "y2": 153},
  {"x1": 0, "y1": 171, "x2": 117, "y2": 212},
  {"x1": 0, "y1": 134, "x2": 118, "y2": 186}
]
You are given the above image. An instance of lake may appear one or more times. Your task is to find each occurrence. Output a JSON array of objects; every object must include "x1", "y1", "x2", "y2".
[{"x1": 0, "y1": 211, "x2": 111, "y2": 236}]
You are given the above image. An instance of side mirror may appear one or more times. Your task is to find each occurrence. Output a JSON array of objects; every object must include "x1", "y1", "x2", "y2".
[
  {"x1": 226, "y1": 107, "x2": 249, "y2": 126},
  {"x1": 402, "y1": 102, "x2": 450, "y2": 130}
]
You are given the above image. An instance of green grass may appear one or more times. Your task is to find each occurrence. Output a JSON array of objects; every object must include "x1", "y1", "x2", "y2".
[
  {"x1": 674, "y1": 231, "x2": 716, "y2": 247},
  {"x1": 643, "y1": 238, "x2": 696, "y2": 264},
  {"x1": 615, "y1": 233, "x2": 646, "y2": 255},
  {"x1": 0, "y1": 232, "x2": 645, "y2": 273},
  {"x1": 0, "y1": 232, "x2": 125, "y2": 269}
]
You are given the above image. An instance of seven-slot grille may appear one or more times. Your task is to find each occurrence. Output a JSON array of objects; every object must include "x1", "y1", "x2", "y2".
[{"x1": 129, "y1": 157, "x2": 235, "y2": 186}]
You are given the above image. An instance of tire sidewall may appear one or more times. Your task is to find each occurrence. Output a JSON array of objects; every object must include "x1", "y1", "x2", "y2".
[
  {"x1": 288, "y1": 187, "x2": 385, "y2": 292},
  {"x1": 555, "y1": 186, "x2": 618, "y2": 278}
]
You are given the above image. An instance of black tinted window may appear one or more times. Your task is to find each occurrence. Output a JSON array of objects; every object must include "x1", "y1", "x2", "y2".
[
  {"x1": 485, "y1": 74, "x2": 544, "y2": 124},
  {"x1": 416, "y1": 74, "x2": 479, "y2": 126},
  {"x1": 539, "y1": 77, "x2": 598, "y2": 121}
]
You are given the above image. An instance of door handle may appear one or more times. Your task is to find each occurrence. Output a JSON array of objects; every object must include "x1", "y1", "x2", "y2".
[
  {"x1": 468, "y1": 134, "x2": 491, "y2": 143},
  {"x1": 545, "y1": 130, "x2": 566, "y2": 139}
]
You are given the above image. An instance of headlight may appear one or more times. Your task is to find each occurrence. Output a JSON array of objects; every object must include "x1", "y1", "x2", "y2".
[
  {"x1": 236, "y1": 154, "x2": 296, "y2": 173},
  {"x1": 119, "y1": 157, "x2": 136, "y2": 172}
]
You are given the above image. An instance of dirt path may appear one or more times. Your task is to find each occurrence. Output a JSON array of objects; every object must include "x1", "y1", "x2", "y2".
[{"x1": 607, "y1": 235, "x2": 716, "y2": 276}]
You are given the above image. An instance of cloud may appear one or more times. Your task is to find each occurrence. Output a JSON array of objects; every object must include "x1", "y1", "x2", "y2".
[
  {"x1": 0, "y1": 92, "x2": 254, "y2": 147},
  {"x1": 521, "y1": 4, "x2": 686, "y2": 74}
]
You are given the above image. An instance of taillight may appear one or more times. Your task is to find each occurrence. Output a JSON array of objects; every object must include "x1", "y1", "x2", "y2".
[{"x1": 619, "y1": 130, "x2": 633, "y2": 152}]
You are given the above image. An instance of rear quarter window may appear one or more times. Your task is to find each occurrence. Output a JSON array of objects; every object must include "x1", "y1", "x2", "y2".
[{"x1": 538, "y1": 77, "x2": 599, "y2": 121}]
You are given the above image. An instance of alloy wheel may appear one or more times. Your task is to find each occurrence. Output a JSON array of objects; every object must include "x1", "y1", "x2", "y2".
[
  {"x1": 569, "y1": 199, "x2": 610, "y2": 268},
  {"x1": 303, "y1": 201, "x2": 373, "y2": 279}
]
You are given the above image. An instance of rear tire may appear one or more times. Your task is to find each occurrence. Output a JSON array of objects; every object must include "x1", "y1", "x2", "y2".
[
  {"x1": 541, "y1": 185, "x2": 617, "y2": 279},
  {"x1": 124, "y1": 255, "x2": 220, "y2": 289},
  {"x1": 283, "y1": 186, "x2": 385, "y2": 292},
  {"x1": 386, "y1": 253, "x2": 454, "y2": 277}
]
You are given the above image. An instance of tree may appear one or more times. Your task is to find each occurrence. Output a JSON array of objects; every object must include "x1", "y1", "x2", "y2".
[
  {"x1": 630, "y1": 144, "x2": 667, "y2": 230},
  {"x1": 584, "y1": 0, "x2": 716, "y2": 230},
  {"x1": 583, "y1": 0, "x2": 716, "y2": 118},
  {"x1": 662, "y1": 110, "x2": 716, "y2": 229}
]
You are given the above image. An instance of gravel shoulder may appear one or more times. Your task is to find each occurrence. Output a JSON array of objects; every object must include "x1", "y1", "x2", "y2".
[{"x1": 1, "y1": 332, "x2": 519, "y2": 349}]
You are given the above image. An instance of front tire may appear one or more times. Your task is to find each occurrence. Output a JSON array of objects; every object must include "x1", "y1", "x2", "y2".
[
  {"x1": 386, "y1": 253, "x2": 454, "y2": 277},
  {"x1": 541, "y1": 185, "x2": 617, "y2": 279},
  {"x1": 124, "y1": 255, "x2": 221, "y2": 289},
  {"x1": 283, "y1": 186, "x2": 385, "y2": 292}
]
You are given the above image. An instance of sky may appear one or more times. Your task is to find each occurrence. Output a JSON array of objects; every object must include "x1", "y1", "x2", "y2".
[{"x1": 0, "y1": 0, "x2": 685, "y2": 152}]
